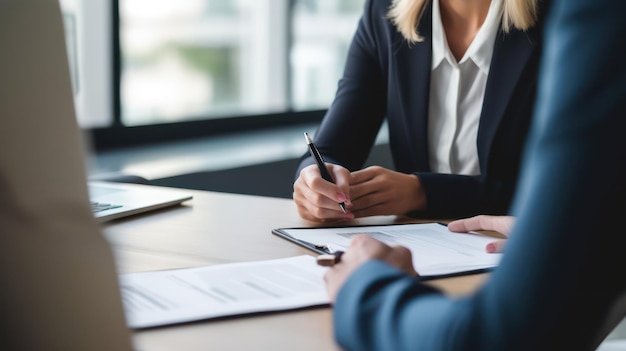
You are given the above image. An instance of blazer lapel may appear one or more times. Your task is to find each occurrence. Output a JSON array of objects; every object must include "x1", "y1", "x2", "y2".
[{"x1": 478, "y1": 28, "x2": 539, "y2": 162}]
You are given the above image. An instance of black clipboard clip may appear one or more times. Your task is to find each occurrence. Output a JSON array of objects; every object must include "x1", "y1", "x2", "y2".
[{"x1": 273, "y1": 230, "x2": 335, "y2": 255}]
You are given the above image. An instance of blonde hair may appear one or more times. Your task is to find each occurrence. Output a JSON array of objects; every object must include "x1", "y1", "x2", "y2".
[{"x1": 387, "y1": 0, "x2": 540, "y2": 43}]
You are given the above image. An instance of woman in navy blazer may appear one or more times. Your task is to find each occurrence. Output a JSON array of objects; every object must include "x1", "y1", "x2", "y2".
[{"x1": 293, "y1": 0, "x2": 549, "y2": 220}]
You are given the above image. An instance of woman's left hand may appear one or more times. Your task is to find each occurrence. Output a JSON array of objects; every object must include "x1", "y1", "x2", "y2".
[{"x1": 348, "y1": 166, "x2": 427, "y2": 218}]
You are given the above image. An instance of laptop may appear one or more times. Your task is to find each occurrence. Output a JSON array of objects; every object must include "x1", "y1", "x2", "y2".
[{"x1": 89, "y1": 181, "x2": 193, "y2": 222}]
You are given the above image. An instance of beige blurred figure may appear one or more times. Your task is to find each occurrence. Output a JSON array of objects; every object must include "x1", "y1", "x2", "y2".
[{"x1": 0, "y1": 1, "x2": 133, "y2": 350}]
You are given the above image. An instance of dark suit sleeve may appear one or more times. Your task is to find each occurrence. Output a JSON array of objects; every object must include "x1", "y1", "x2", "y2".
[
  {"x1": 294, "y1": 0, "x2": 389, "y2": 177},
  {"x1": 333, "y1": 1, "x2": 626, "y2": 350},
  {"x1": 412, "y1": 172, "x2": 507, "y2": 218}
]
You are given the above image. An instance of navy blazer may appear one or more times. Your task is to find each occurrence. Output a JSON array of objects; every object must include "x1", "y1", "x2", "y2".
[
  {"x1": 296, "y1": 0, "x2": 547, "y2": 218},
  {"x1": 333, "y1": 0, "x2": 626, "y2": 349}
]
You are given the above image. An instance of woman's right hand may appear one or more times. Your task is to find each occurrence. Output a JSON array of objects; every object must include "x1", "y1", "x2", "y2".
[{"x1": 293, "y1": 163, "x2": 354, "y2": 222}]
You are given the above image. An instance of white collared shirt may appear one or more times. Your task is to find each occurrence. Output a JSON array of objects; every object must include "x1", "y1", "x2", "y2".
[{"x1": 427, "y1": 0, "x2": 502, "y2": 175}]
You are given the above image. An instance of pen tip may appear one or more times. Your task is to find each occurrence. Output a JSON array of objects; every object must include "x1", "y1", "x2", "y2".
[{"x1": 304, "y1": 132, "x2": 312, "y2": 144}]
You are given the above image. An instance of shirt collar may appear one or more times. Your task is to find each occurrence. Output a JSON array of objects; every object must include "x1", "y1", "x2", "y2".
[
  {"x1": 431, "y1": 0, "x2": 450, "y2": 70},
  {"x1": 431, "y1": 0, "x2": 502, "y2": 74}
]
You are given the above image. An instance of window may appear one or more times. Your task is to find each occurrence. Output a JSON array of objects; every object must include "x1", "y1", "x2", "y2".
[
  {"x1": 119, "y1": 0, "x2": 289, "y2": 125},
  {"x1": 291, "y1": 0, "x2": 364, "y2": 110},
  {"x1": 60, "y1": 0, "x2": 113, "y2": 128},
  {"x1": 59, "y1": 0, "x2": 365, "y2": 148}
]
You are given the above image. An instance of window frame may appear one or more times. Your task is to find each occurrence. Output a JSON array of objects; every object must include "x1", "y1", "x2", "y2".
[{"x1": 89, "y1": 0, "x2": 328, "y2": 151}]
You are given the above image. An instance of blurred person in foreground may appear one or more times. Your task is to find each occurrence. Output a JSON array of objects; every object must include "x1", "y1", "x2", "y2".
[{"x1": 323, "y1": 0, "x2": 626, "y2": 349}]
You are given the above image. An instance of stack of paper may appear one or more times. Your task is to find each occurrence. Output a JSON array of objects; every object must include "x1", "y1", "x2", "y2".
[{"x1": 119, "y1": 255, "x2": 329, "y2": 329}]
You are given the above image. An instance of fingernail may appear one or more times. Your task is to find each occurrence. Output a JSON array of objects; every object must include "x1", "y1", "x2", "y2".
[
  {"x1": 486, "y1": 243, "x2": 496, "y2": 253},
  {"x1": 337, "y1": 193, "x2": 348, "y2": 202}
]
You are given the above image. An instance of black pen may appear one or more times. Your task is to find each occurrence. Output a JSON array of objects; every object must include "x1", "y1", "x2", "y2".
[{"x1": 304, "y1": 132, "x2": 347, "y2": 213}]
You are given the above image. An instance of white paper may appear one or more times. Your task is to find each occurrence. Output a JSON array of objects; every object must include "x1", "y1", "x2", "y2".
[
  {"x1": 279, "y1": 223, "x2": 502, "y2": 277},
  {"x1": 119, "y1": 255, "x2": 329, "y2": 329}
]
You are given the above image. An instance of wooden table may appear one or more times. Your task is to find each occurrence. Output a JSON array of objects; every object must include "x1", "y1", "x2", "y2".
[{"x1": 102, "y1": 185, "x2": 488, "y2": 351}]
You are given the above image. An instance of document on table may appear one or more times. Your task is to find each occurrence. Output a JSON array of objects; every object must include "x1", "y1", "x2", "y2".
[
  {"x1": 273, "y1": 222, "x2": 503, "y2": 279},
  {"x1": 118, "y1": 255, "x2": 329, "y2": 329}
]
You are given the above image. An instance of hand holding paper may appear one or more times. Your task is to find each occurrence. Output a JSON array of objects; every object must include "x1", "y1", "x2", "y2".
[
  {"x1": 448, "y1": 215, "x2": 515, "y2": 253},
  {"x1": 324, "y1": 235, "x2": 417, "y2": 302}
]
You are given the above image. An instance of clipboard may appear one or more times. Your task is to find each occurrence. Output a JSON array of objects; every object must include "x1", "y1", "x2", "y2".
[
  {"x1": 272, "y1": 222, "x2": 441, "y2": 255},
  {"x1": 272, "y1": 222, "x2": 500, "y2": 280}
]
